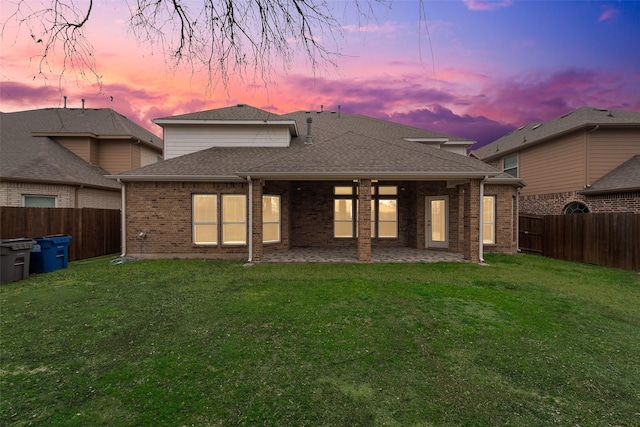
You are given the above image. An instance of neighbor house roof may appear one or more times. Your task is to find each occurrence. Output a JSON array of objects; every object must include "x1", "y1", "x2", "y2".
[
  {"x1": 112, "y1": 105, "x2": 520, "y2": 184},
  {"x1": 25, "y1": 107, "x2": 162, "y2": 150},
  {"x1": 154, "y1": 104, "x2": 299, "y2": 135},
  {"x1": 579, "y1": 155, "x2": 640, "y2": 195},
  {"x1": 0, "y1": 108, "x2": 161, "y2": 190},
  {"x1": 470, "y1": 107, "x2": 640, "y2": 161}
]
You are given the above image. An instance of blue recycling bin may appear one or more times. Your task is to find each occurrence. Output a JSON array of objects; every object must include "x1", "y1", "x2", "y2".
[{"x1": 30, "y1": 235, "x2": 72, "y2": 274}]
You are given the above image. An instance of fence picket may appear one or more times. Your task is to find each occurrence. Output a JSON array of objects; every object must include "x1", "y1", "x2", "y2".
[
  {"x1": 519, "y1": 213, "x2": 639, "y2": 271},
  {"x1": 0, "y1": 207, "x2": 121, "y2": 262}
]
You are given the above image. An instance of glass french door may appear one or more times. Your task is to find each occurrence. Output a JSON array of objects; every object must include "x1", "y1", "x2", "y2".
[{"x1": 426, "y1": 196, "x2": 449, "y2": 248}]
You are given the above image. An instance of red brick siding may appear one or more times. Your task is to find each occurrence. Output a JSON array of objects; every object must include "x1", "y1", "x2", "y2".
[
  {"x1": 125, "y1": 181, "x2": 249, "y2": 259},
  {"x1": 357, "y1": 179, "x2": 372, "y2": 261},
  {"x1": 520, "y1": 191, "x2": 640, "y2": 215},
  {"x1": 483, "y1": 184, "x2": 518, "y2": 254}
]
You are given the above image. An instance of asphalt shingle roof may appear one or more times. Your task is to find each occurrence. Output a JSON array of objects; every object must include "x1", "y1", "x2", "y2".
[
  {"x1": 0, "y1": 108, "x2": 161, "y2": 189},
  {"x1": 579, "y1": 155, "x2": 640, "y2": 195},
  {"x1": 115, "y1": 105, "x2": 502, "y2": 181},
  {"x1": 470, "y1": 107, "x2": 640, "y2": 161}
]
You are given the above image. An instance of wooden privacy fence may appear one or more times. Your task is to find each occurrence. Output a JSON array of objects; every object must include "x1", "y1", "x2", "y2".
[
  {"x1": 519, "y1": 213, "x2": 640, "y2": 271},
  {"x1": 1, "y1": 207, "x2": 121, "y2": 262}
]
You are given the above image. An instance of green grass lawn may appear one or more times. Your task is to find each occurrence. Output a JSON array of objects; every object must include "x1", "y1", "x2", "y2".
[{"x1": 1, "y1": 254, "x2": 639, "y2": 426}]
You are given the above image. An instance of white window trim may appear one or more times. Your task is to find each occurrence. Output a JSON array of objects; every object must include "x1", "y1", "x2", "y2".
[
  {"x1": 193, "y1": 194, "x2": 218, "y2": 245},
  {"x1": 23, "y1": 195, "x2": 57, "y2": 207},
  {"x1": 503, "y1": 154, "x2": 518, "y2": 177},
  {"x1": 222, "y1": 195, "x2": 247, "y2": 245},
  {"x1": 263, "y1": 195, "x2": 281, "y2": 244},
  {"x1": 482, "y1": 195, "x2": 496, "y2": 245}
]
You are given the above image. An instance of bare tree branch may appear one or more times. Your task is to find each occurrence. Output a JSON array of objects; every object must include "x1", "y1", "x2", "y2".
[{"x1": 2, "y1": 0, "x2": 419, "y2": 95}]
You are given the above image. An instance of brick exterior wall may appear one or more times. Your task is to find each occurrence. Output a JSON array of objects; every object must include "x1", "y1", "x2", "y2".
[
  {"x1": 520, "y1": 191, "x2": 640, "y2": 215},
  {"x1": 483, "y1": 184, "x2": 518, "y2": 254},
  {"x1": 125, "y1": 181, "x2": 250, "y2": 259},
  {"x1": 0, "y1": 182, "x2": 120, "y2": 209},
  {"x1": 463, "y1": 179, "x2": 481, "y2": 263},
  {"x1": 357, "y1": 179, "x2": 372, "y2": 261},
  {"x1": 124, "y1": 179, "x2": 519, "y2": 261}
]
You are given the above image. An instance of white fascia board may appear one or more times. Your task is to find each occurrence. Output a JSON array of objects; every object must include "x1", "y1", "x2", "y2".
[
  {"x1": 404, "y1": 137, "x2": 449, "y2": 142},
  {"x1": 153, "y1": 119, "x2": 299, "y2": 136},
  {"x1": 443, "y1": 140, "x2": 476, "y2": 146},
  {"x1": 235, "y1": 171, "x2": 501, "y2": 181},
  {"x1": 105, "y1": 175, "x2": 245, "y2": 182}
]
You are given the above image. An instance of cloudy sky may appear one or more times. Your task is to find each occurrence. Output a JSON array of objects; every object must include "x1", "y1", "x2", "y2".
[{"x1": 1, "y1": 0, "x2": 639, "y2": 147}]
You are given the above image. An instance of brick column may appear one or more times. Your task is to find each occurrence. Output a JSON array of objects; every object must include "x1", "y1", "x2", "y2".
[
  {"x1": 358, "y1": 179, "x2": 372, "y2": 262},
  {"x1": 251, "y1": 179, "x2": 263, "y2": 262},
  {"x1": 463, "y1": 179, "x2": 481, "y2": 263}
]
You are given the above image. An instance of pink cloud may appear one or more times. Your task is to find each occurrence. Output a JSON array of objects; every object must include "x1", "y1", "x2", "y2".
[
  {"x1": 598, "y1": 6, "x2": 620, "y2": 23},
  {"x1": 462, "y1": 0, "x2": 513, "y2": 12}
]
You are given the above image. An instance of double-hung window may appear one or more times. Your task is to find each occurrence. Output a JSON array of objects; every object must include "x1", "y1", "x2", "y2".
[
  {"x1": 222, "y1": 195, "x2": 247, "y2": 245},
  {"x1": 503, "y1": 154, "x2": 518, "y2": 177},
  {"x1": 193, "y1": 195, "x2": 218, "y2": 244},
  {"x1": 334, "y1": 187, "x2": 355, "y2": 238}
]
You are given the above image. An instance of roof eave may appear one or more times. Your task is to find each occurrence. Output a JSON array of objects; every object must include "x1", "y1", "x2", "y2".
[
  {"x1": 0, "y1": 176, "x2": 120, "y2": 191},
  {"x1": 152, "y1": 119, "x2": 300, "y2": 136},
  {"x1": 236, "y1": 171, "x2": 501, "y2": 181},
  {"x1": 106, "y1": 174, "x2": 246, "y2": 183},
  {"x1": 578, "y1": 186, "x2": 640, "y2": 195}
]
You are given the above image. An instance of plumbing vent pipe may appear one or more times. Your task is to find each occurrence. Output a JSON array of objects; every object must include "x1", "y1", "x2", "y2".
[{"x1": 305, "y1": 117, "x2": 313, "y2": 144}]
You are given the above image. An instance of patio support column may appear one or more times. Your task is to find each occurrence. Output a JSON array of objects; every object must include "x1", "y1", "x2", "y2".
[
  {"x1": 358, "y1": 179, "x2": 372, "y2": 262},
  {"x1": 463, "y1": 179, "x2": 481, "y2": 263},
  {"x1": 251, "y1": 179, "x2": 264, "y2": 262}
]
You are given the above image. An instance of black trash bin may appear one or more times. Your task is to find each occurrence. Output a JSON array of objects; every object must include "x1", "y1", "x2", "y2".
[
  {"x1": 1, "y1": 238, "x2": 36, "y2": 284},
  {"x1": 30, "y1": 235, "x2": 72, "y2": 274}
]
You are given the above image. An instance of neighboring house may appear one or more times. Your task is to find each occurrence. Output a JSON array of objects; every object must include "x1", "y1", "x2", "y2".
[
  {"x1": 110, "y1": 104, "x2": 523, "y2": 263},
  {"x1": 470, "y1": 107, "x2": 640, "y2": 215},
  {"x1": 1, "y1": 107, "x2": 163, "y2": 209}
]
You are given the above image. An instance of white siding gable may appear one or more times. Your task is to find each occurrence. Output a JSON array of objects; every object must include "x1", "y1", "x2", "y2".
[{"x1": 164, "y1": 124, "x2": 292, "y2": 160}]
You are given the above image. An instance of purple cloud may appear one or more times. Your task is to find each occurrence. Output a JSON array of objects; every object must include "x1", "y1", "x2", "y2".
[
  {"x1": 463, "y1": 0, "x2": 513, "y2": 12},
  {"x1": 599, "y1": 6, "x2": 620, "y2": 23}
]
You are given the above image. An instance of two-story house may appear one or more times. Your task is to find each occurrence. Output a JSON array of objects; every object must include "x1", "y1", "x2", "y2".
[
  {"x1": 0, "y1": 107, "x2": 163, "y2": 209},
  {"x1": 110, "y1": 104, "x2": 524, "y2": 263},
  {"x1": 470, "y1": 107, "x2": 640, "y2": 215}
]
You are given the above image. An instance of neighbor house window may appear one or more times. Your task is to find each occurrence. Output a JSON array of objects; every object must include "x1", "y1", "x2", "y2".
[
  {"x1": 503, "y1": 154, "x2": 518, "y2": 177},
  {"x1": 333, "y1": 184, "x2": 397, "y2": 238},
  {"x1": 23, "y1": 195, "x2": 56, "y2": 207},
  {"x1": 482, "y1": 196, "x2": 496, "y2": 244},
  {"x1": 222, "y1": 195, "x2": 247, "y2": 245},
  {"x1": 193, "y1": 195, "x2": 218, "y2": 244},
  {"x1": 564, "y1": 201, "x2": 589, "y2": 214},
  {"x1": 263, "y1": 195, "x2": 281, "y2": 243}
]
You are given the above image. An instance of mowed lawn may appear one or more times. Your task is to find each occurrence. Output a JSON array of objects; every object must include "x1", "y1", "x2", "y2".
[{"x1": 1, "y1": 254, "x2": 639, "y2": 426}]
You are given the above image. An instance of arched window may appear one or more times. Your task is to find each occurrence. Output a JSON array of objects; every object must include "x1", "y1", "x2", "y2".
[{"x1": 564, "y1": 201, "x2": 590, "y2": 214}]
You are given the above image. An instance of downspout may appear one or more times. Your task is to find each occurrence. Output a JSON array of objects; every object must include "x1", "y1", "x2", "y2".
[
  {"x1": 247, "y1": 176, "x2": 253, "y2": 264},
  {"x1": 118, "y1": 179, "x2": 126, "y2": 257},
  {"x1": 479, "y1": 176, "x2": 488, "y2": 263}
]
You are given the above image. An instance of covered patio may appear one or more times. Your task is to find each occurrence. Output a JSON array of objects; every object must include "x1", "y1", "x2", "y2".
[{"x1": 262, "y1": 247, "x2": 466, "y2": 263}]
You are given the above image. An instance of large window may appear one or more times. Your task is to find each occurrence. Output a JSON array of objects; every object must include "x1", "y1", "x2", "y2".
[
  {"x1": 503, "y1": 154, "x2": 518, "y2": 177},
  {"x1": 263, "y1": 195, "x2": 281, "y2": 243},
  {"x1": 222, "y1": 195, "x2": 247, "y2": 245},
  {"x1": 482, "y1": 196, "x2": 495, "y2": 244},
  {"x1": 333, "y1": 184, "x2": 397, "y2": 238},
  {"x1": 193, "y1": 195, "x2": 218, "y2": 244},
  {"x1": 23, "y1": 195, "x2": 56, "y2": 207}
]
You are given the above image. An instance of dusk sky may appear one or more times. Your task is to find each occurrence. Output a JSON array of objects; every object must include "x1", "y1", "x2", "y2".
[{"x1": 1, "y1": 0, "x2": 639, "y2": 147}]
